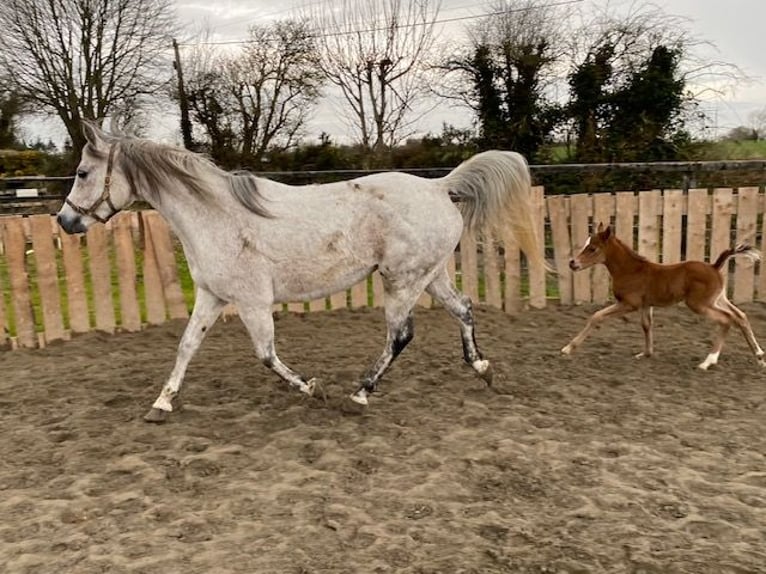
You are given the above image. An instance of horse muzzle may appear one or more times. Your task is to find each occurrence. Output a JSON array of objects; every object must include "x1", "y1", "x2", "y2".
[
  {"x1": 56, "y1": 211, "x2": 87, "y2": 235},
  {"x1": 569, "y1": 259, "x2": 582, "y2": 271}
]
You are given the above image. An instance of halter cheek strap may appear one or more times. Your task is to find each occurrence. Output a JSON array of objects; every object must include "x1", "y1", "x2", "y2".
[{"x1": 65, "y1": 143, "x2": 119, "y2": 224}]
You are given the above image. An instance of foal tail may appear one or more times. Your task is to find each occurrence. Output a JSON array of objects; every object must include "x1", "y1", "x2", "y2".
[
  {"x1": 441, "y1": 150, "x2": 551, "y2": 272},
  {"x1": 712, "y1": 243, "x2": 762, "y2": 271}
]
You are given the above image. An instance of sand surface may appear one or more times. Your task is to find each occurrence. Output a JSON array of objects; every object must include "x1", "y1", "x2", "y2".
[{"x1": 1, "y1": 303, "x2": 766, "y2": 573}]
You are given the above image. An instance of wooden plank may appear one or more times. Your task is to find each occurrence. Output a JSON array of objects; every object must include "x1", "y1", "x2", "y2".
[
  {"x1": 483, "y1": 236, "x2": 502, "y2": 309},
  {"x1": 371, "y1": 272, "x2": 385, "y2": 308},
  {"x1": 569, "y1": 193, "x2": 591, "y2": 304},
  {"x1": 29, "y1": 215, "x2": 66, "y2": 343},
  {"x1": 309, "y1": 297, "x2": 326, "y2": 312},
  {"x1": 287, "y1": 301, "x2": 305, "y2": 313},
  {"x1": 710, "y1": 188, "x2": 734, "y2": 274},
  {"x1": 528, "y1": 186, "x2": 547, "y2": 309},
  {"x1": 459, "y1": 231, "x2": 479, "y2": 302},
  {"x1": 86, "y1": 224, "x2": 116, "y2": 333},
  {"x1": 615, "y1": 192, "x2": 636, "y2": 250},
  {"x1": 112, "y1": 213, "x2": 142, "y2": 331},
  {"x1": 733, "y1": 187, "x2": 758, "y2": 303},
  {"x1": 141, "y1": 216, "x2": 167, "y2": 325},
  {"x1": 759, "y1": 194, "x2": 766, "y2": 301},
  {"x1": 4, "y1": 217, "x2": 36, "y2": 347},
  {"x1": 329, "y1": 289, "x2": 347, "y2": 310},
  {"x1": 503, "y1": 232, "x2": 521, "y2": 314},
  {"x1": 351, "y1": 277, "x2": 368, "y2": 308},
  {"x1": 60, "y1": 232, "x2": 90, "y2": 333},
  {"x1": 662, "y1": 189, "x2": 684, "y2": 264},
  {"x1": 637, "y1": 190, "x2": 661, "y2": 262},
  {"x1": 0, "y1": 223, "x2": 7, "y2": 347},
  {"x1": 592, "y1": 193, "x2": 615, "y2": 304},
  {"x1": 143, "y1": 212, "x2": 188, "y2": 320},
  {"x1": 546, "y1": 195, "x2": 573, "y2": 305},
  {"x1": 685, "y1": 189, "x2": 709, "y2": 263}
]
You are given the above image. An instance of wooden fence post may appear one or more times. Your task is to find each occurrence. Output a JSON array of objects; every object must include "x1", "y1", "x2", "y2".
[
  {"x1": 29, "y1": 215, "x2": 66, "y2": 343},
  {"x1": 734, "y1": 187, "x2": 758, "y2": 303},
  {"x1": 547, "y1": 195, "x2": 572, "y2": 305},
  {"x1": 4, "y1": 217, "x2": 36, "y2": 348},
  {"x1": 112, "y1": 212, "x2": 142, "y2": 331},
  {"x1": 570, "y1": 193, "x2": 591, "y2": 304}
]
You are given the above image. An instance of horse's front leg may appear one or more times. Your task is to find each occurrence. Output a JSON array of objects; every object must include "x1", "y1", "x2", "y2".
[
  {"x1": 237, "y1": 305, "x2": 316, "y2": 395},
  {"x1": 634, "y1": 306, "x2": 654, "y2": 358},
  {"x1": 561, "y1": 302, "x2": 633, "y2": 355},
  {"x1": 145, "y1": 288, "x2": 226, "y2": 422}
]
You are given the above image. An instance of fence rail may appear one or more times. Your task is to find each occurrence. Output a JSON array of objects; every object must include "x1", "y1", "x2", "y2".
[{"x1": 0, "y1": 186, "x2": 765, "y2": 350}]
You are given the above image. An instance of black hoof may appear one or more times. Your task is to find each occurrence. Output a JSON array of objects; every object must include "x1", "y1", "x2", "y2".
[{"x1": 143, "y1": 407, "x2": 169, "y2": 423}]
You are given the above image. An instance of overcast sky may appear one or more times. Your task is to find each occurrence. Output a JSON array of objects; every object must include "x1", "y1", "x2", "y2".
[{"x1": 25, "y1": 0, "x2": 766, "y2": 146}]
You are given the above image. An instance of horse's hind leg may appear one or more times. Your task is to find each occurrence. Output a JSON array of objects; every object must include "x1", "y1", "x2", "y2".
[
  {"x1": 146, "y1": 288, "x2": 226, "y2": 422},
  {"x1": 237, "y1": 304, "x2": 316, "y2": 395},
  {"x1": 718, "y1": 297, "x2": 766, "y2": 367},
  {"x1": 425, "y1": 269, "x2": 492, "y2": 384},
  {"x1": 350, "y1": 282, "x2": 421, "y2": 405},
  {"x1": 694, "y1": 302, "x2": 732, "y2": 370}
]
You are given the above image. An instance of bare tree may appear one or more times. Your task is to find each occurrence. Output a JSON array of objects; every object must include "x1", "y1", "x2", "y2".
[
  {"x1": 0, "y1": 0, "x2": 176, "y2": 154},
  {"x1": 308, "y1": 0, "x2": 442, "y2": 155},
  {"x1": 181, "y1": 20, "x2": 323, "y2": 167}
]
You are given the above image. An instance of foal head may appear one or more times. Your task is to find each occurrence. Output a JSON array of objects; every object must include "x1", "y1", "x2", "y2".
[{"x1": 569, "y1": 223, "x2": 613, "y2": 271}]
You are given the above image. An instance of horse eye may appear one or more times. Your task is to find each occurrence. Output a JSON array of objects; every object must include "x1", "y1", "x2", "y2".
[{"x1": 76, "y1": 169, "x2": 88, "y2": 179}]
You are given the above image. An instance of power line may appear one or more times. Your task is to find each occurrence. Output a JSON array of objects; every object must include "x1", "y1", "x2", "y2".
[{"x1": 178, "y1": 0, "x2": 584, "y2": 47}]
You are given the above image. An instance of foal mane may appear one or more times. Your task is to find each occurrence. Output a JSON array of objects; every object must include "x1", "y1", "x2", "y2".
[
  {"x1": 97, "y1": 132, "x2": 271, "y2": 218},
  {"x1": 605, "y1": 232, "x2": 650, "y2": 264}
]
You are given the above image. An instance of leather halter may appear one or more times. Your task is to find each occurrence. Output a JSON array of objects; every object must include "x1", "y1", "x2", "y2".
[{"x1": 65, "y1": 143, "x2": 119, "y2": 224}]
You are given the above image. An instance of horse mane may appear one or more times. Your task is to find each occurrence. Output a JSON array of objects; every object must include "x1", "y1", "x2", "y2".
[
  {"x1": 96, "y1": 132, "x2": 271, "y2": 218},
  {"x1": 610, "y1": 233, "x2": 650, "y2": 263}
]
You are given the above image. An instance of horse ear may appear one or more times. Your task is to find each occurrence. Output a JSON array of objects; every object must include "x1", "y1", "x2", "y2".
[
  {"x1": 82, "y1": 120, "x2": 104, "y2": 147},
  {"x1": 597, "y1": 222, "x2": 605, "y2": 233},
  {"x1": 602, "y1": 225, "x2": 612, "y2": 239}
]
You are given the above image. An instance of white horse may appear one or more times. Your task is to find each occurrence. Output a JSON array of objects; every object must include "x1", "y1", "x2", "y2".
[{"x1": 57, "y1": 122, "x2": 548, "y2": 422}]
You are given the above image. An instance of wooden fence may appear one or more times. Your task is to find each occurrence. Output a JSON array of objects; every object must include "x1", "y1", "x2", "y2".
[{"x1": 0, "y1": 186, "x2": 764, "y2": 350}]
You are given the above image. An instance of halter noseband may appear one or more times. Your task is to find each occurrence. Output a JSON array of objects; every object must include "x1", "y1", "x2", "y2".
[{"x1": 65, "y1": 143, "x2": 119, "y2": 224}]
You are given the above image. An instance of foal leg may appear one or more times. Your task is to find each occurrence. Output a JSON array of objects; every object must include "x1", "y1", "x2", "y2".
[
  {"x1": 146, "y1": 288, "x2": 226, "y2": 422},
  {"x1": 350, "y1": 284, "x2": 420, "y2": 406},
  {"x1": 718, "y1": 298, "x2": 766, "y2": 367},
  {"x1": 237, "y1": 305, "x2": 316, "y2": 395},
  {"x1": 561, "y1": 302, "x2": 634, "y2": 355},
  {"x1": 694, "y1": 304, "x2": 732, "y2": 370},
  {"x1": 425, "y1": 269, "x2": 493, "y2": 384},
  {"x1": 634, "y1": 306, "x2": 654, "y2": 359}
]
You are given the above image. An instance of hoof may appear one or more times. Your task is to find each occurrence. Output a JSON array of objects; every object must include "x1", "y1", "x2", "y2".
[
  {"x1": 561, "y1": 345, "x2": 573, "y2": 355},
  {"x1": 349, "y1": 388, "x2": 369, "y2": 406},
  {"x1": 301, "y1": 378, "x2": 317, "y2": 397},
  {"x1": 634, "y1": 352, "x2": 652, "y2": 359},
  {"x1": 143, "y1": 407, "x2": 170, "y2": 423},
  {"x1": 472, "y1": 360, "x2": 493, "y2": 386}
]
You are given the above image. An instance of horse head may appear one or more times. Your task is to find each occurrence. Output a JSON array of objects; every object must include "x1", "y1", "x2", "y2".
[
  {"x1": 569, "y1": 222, "x2": 613, "y2": 271},
  {"x1": 57, "y1": 121, "x2": 137, "y2": 234}
]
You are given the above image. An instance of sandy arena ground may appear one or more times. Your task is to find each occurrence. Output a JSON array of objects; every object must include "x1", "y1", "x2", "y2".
[{"x1": 1, "y1": 303, "x2": 766, "y2": 573}]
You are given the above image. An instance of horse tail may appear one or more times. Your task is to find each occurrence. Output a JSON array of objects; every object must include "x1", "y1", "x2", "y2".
[
  {"x1": 441, "y1": 150, "x2": 552, "y2": 273},
  {"x1": 712, "y1": 243, "x2": 762, "y2": 271}
]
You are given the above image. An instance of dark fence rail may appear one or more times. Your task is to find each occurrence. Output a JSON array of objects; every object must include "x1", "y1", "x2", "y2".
[{"x1": 3, "y1": 160, "x2": 766, "y2": 214}]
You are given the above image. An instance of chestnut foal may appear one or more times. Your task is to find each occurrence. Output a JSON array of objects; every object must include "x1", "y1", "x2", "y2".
[{"x1": 562, "y1": 223, "x2": 766, "y2": 370}]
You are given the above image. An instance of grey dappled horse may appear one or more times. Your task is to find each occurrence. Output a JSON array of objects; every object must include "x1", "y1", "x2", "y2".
[{"x1": 57, "y1": 122, "x2": 548, "y2": 421}]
